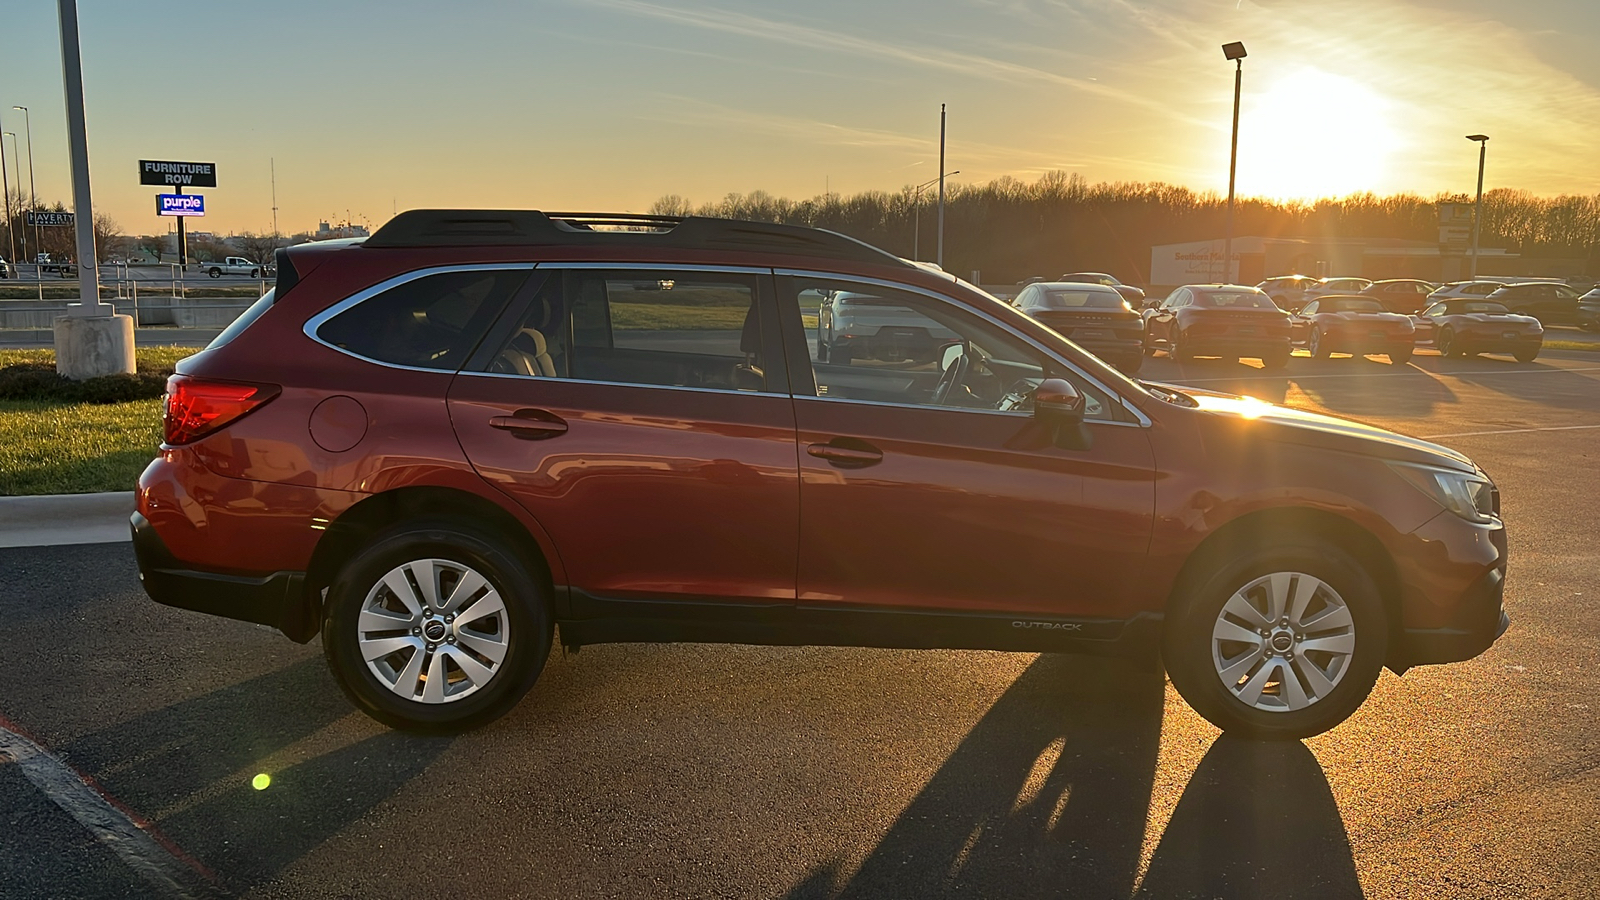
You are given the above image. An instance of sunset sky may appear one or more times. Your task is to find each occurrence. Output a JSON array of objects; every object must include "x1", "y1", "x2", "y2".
[{"x1": 2, "y1": 0, "x2": 1598, "y2": 236}]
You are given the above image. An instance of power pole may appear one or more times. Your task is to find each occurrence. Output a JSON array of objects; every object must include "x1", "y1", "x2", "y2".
[
  {"x1": 270, "y1": 157, "x2": 279, "y2": 238},
  {"x1": 937, "y1": 103, "x2": 946, "y2": 268}
]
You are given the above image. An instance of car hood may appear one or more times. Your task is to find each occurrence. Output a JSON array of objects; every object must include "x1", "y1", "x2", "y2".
[
  {"x1": 1451, "y1": 313, "x2": 1540, "y2": 325},
  {"x1": 1146, "y1": 382, "x2": 1476, "y2": 472}
]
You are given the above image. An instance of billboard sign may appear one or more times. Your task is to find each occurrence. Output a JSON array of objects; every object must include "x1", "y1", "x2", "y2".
[
  {"x1": 25, "y1": 210, "x2": 75, "y2": 227},
  {"x1": 139, "y1": 160, "x2": 217, "y2": 187},
  {"x1": 157, "y1": 194, "x2": 206, "y2": 217}
]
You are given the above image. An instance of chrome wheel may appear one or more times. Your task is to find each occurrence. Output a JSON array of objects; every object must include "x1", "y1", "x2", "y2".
[
  {"x1": 1210, "y1": 571, "x2": 1356, "y2": 713},
  {"x1": 357, "y1": 558, "x2": 510, "y2": 704}
]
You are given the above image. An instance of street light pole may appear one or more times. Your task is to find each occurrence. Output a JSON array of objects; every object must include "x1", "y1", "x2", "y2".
[
  {"x1": 0, "y1": 124, "x2": 14, "y2": 268},
  {"x1": 911, "y1": 171, "x2": 957, "y2": 261},
  {"x1": 1466, "y1": 134, "x2": 1489, "y2": 281},
  {"x1": 13, "y1": 106, "x2": 38, "y2": 266},
  {"x1": 937, "y1": 103, "x2": 947, "y2": 268},
  {"x1": 3, "y1": 132, "x2": 21, "y2": 267},
  {"x1": 1221, "y1": 42, "x2": 1247, "y2": 285}
]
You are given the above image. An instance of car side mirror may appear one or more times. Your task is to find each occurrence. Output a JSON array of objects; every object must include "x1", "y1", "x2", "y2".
[
  {"x1": 1143, "y1": 299, "x2": 1161, "y2": 311},
  {"x1": 1034, "y1": 378, "x2": 1091, "y2": 450}
]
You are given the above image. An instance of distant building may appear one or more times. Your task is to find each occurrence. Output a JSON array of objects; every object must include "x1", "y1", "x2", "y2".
[{"x1": 314, "y1": 220, "x2": 370, "y2": 239}]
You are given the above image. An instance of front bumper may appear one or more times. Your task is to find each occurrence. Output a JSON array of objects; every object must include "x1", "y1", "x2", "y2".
[
  {"x1": 1389, "y1": 510, "x2": 1510, "y2": 670},
  {"x1": 1399, "y1": 566, "x2": 1509, "y2": 666},
  {"x1": 132, "y1": 511, "x2": 315, "y2": 642}
]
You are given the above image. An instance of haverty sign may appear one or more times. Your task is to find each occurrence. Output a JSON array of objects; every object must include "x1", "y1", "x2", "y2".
[
  {"x1": 157, "y1": 194, "x2": 205, "y2": 217},
  {"x1": 25, "y1": 211, "x2": 75, "y2": 227},
  {"x1": 139, "y1": 160, "x2": 217, "y2": 188}
]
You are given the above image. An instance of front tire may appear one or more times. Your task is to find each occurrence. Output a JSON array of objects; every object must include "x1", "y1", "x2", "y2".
[
  {"x1": 1437, "y1": 327, "x2": 1460, "y2": 358},
  {"x1": 1163, "y1": 539, "x2": 1388, "y2": 740},
  {"x1": 323, "y1": 520, "x2": 551, "y2": 732},
  {"x1": 208, "y1": 267, "x2": 222, "y2": 278},
  {"x1": 1310, "y1": 328, "x2": 1331, "y2": 359}
]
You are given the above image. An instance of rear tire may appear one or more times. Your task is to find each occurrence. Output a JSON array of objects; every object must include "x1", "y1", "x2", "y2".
[
  {"x1": 1389, "y1": 346, "x2": 1413, "y2": 365},
  {"x1": 1513, "y1": 345, "x2": 1540, "y2": 363},
  {"x1": 1310, "y1": 328, "x2": 1331, "y2": 359},
  {"x1": 1437, "y1": 327, "x2": 1459, "y2": 358},
  {"x1": 1170, "y1": 330, "x2": 1195, "y2": 362},
  {"x1": 1118, "y1": 353, "x2": 1144, "y2": 375},
  {"x1": 1163, "y1": 539, "x2": 1388, "y2": 740},
  {"x1": 208, "y1": 267, "x2": 221, "y2": 278},
  {"x1": 322, "y1": 519, "x2": 551, "y2": 732},
  {"x1": 1261, "y1": 347, "x2": 1290, "y2": 370}
]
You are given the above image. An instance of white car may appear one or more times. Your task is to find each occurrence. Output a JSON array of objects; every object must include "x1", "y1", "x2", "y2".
[
  {"x1": 1427, "y1": 281, "x2": 1506, "y2": 301},
  {"x1": 202, "y1": 256, "x2": 264, "y2": 278},
  {"x1": 1301, "y1": 277, "x2": 1373, "y2": 305}
]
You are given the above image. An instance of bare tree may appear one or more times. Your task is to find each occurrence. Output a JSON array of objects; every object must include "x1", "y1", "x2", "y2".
[
  {"x1": 93, "y1": 214, "x2": 124, "y2": 262},
  {"x1": 135, "y1": 234, "x2": 166, "y2": 263},
  {"x1": 232, "y1": 231, "x2": 287, "y2": 265}
]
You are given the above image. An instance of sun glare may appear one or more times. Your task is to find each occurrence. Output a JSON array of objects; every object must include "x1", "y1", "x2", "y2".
[{"x1": 1235, "y1": 68, "x2": 1401, "y2": 201}]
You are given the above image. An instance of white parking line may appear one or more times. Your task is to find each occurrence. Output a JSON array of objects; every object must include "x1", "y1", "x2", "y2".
[
  {"x1": 1421, "y1": 424, "x2": 1600, "y2": 439},
  {"x1": 0, "y1": 714, "x2": 221, "y2": 899}
]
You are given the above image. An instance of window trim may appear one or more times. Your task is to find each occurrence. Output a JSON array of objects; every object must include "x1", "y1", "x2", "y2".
[
  {"x1": 773, "y1": 267, "x2": 1151, "y2": 427},
  {"x1": 302, "y1": 263, "x2": 538, "y2": 373}
]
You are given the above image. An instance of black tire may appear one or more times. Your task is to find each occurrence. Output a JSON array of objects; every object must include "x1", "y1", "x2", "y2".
[
  {"x1": 1260, "y1": 346, "x2": 1290, "y2": 370},
  {"x1": 1170, "y1": 330, "x2": 1195, "y2": 362},
  {"x1": 831, "y1": 344, "x2": 853, "y2": 367},
  {"x1": 1389, "y1": 346, "x2": 1413, "y2": 365},
  {"x1": 250, "y1": 268, "x2": 261, "y2": 278},
  {"x1": 1118, "y1": 353, "x2": 1144, "y2": 375},
  {"x1": 1143, "y1": 332, "x2": 1158, "y2": 356},
  {"x1": 208, "y1": 267, "x2": 221, "y2": 278},
  {"x1": 1513, "y1": 345, "x2": 1540, "y2": 363},
  {"x1": 322, "y1": 519, "x2": 551, "y2": 732},
  {"x1": 1163, "y1": 539, "x2": 1389, "y2": 740},
  {"x1": 815, "y1": 331, "x2": 829, "y2": 363},
  {"x1": 1437, "y1": 327, "x2": 1459, "y2": 358},
  {"x1": 1310, "y1": 328, "x2": 1331, "y2": 359}
]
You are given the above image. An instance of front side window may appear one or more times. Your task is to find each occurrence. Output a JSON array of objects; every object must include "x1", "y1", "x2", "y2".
[
  {"x1": 1421, "y1": 303, "x2": 1447, "y2": 317},
  {"x1": 788, "y1": 276, "x2": 1115, "y2": 420},
  {"x1": 480, "y1": 269, "x2": 773, "y2": 393},
  {"x1": 317, "y1": 269, "x2": 528, "y2": 370}
]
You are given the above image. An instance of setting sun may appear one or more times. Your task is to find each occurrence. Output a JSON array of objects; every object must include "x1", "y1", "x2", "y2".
[{"x1": 1236, "y1": 68, "x2": 1402, "y2": 200}]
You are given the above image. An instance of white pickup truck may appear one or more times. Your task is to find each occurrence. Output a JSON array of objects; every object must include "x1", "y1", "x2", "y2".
[{"x1": 202, "y1": 256, "x2": 264, "y2": 278}]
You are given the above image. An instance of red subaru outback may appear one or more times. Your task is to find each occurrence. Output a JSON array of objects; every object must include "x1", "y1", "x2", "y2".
[{"x1": 133, "y1": 210, "x2": 1508, "y2": 738}]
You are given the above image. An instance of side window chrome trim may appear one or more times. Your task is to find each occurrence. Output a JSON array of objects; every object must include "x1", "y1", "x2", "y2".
[
  {"x1": 773, "y1": 267, "x2": 1152, "y2": 427},
  {"x1": 301, "y1": 263, "x2": 539, "y2": 368}
]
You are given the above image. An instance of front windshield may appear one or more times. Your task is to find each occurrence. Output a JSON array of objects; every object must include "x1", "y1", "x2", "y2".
[
  {"x1": 1196, "y1": 291, "x2": 1275, "y2": 309},
  {"x1": 1458, "y1": 302, "x2": 1511, "y2": 314}
]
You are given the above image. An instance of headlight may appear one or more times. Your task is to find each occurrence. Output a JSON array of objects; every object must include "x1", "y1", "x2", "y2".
[{"x1": 1389, "y1": 462, "x2": 1498, "y2": 524}]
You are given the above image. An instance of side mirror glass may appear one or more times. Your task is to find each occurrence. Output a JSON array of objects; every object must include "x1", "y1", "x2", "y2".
[{"x1": 1033, "y1": 377, "x2": 1084, "y2": 425}]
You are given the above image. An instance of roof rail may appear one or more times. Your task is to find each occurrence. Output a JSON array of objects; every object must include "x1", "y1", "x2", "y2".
[{"x1": 363, "y1": 209, "x2": 909, "y2": 268}]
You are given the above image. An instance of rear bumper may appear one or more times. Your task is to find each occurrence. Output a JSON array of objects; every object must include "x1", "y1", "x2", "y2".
[
  {"x1": 1072, "y1": 336, "x2": 1144, "y2": 360},
  {"x1": 1186, "y1": 337, "x2": 1291, "y2": 357},
  {"x1": 132, "y1": 511, "x2": 316, "y2": 642}
]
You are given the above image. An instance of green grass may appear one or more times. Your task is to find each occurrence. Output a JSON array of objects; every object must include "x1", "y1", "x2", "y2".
[
  {"x1": 0, "y1": 346, "x2": 196, "y2": 495},
  {"x1": 0, "y1": 397, "x2": 163, "y2": 495},
  {"x1": 609, "y1": 304, "x2": 819, "y2": 330},
  {"x1": 1544, "y1": 339, "x2": 1600, "y2": 352}
]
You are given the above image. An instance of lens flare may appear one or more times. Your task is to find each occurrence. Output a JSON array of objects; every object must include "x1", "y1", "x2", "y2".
[{"x1": 252, "y1": 773, "x2": 271, "y2": 791}]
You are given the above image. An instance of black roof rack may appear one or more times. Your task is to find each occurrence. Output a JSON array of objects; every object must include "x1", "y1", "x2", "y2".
[{"x1": 363, "y1": 209, "x2": 909, "y2": 268}]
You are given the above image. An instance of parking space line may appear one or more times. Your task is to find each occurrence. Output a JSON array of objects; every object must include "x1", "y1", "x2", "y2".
[
  {"x1": 1420, "y1": 424, "x2": 1600, "y2": 439},
  {"x1": 0, "y1": 713, "x2": 223, "y2": 899}
]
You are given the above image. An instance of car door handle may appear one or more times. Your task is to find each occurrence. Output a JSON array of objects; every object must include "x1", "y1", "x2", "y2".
[
  {"x1": 807, "y1": 440, "x2": 883, "y2": 468},
  {"x1": 489, "y1": 409, "x2": 568, "y2": 439}
]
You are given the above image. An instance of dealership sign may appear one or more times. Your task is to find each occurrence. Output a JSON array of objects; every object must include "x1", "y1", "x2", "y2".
[
  {"x1": 157, "y1": 194, "x2": 206, "y2": 217},
  {"x1": 139, "y1": 160, "x2": 217, "y2": 187},
  {"x1": 25, "y1": 210, "x2": 75, "y2": 227}
]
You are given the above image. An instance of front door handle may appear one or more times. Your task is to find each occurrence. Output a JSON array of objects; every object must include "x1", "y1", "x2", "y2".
[
  {"x1": 806, "y1": 439, "x2": 883, "y2": 468},
  {"x1": 489, "y1": 409, "x2": 568, "y2": 440}
]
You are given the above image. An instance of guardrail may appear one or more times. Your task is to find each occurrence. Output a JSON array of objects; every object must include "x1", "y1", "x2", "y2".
[{"x1": 0, "y1": 276, "x2": 263, "y2": 330}]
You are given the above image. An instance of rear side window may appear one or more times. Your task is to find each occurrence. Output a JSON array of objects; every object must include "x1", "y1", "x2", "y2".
[{"x1": 316, "y1": 269, "x2": 527, "y2": 370}]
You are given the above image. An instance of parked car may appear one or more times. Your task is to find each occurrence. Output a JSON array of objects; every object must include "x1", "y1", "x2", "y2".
[
  {"x1": 1578, "y1": 288, "x2": 1600, "y2": 332},
  {"x1": 1359, "y1": 279, "x2": 1440, "y2": 314},
  {"x1": 1059, "y1": 272, "x2": 1146, "y2": 307},
  {"x1": 133, "y1": 208, "x2": 1509, "y2": 740},
  {"x1": 37, "y1": 253, "x2": 77, "y2": 276},
  {"x1": 1291, "y1": 296, "x2": 1416, "y2": 363},
  {"x1": 203, "y1": 256, "x2": 265, "y2": 278},
  {"x1": 1142, "y1": 284, "x2": 1292, "y2": 368},
  {"x1": 1427, "y1": 281, "x2": 1506, "y2": 301},
  {"x1": 816, "y1": 289, "x2": 959, "y2": 366},
  {"x1": 1256, "y1": 275, "x2": 1321, "y2": 311},
  {"x1": 1485, "y1": 282, "x2": 1584, "y2": 326},
  {"x1": 1301, "y1": 277, "x2": 1372, "y2": 305},
  {"x1": 1411, "y1": 300, "x2": 1542, "y2": 361},
  {"x1": 1014, "y1": 281, "x2": 1144, "y2": 374}
]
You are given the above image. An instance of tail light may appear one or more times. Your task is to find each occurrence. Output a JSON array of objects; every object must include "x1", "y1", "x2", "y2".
[{"x1": 163, "y1": 374, "x2": 280, "y2": 445}]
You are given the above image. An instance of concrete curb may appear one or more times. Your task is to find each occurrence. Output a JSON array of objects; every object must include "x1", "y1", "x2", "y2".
[{"x1": 0, "y1": 492, "x2": 134, "y2": 549}]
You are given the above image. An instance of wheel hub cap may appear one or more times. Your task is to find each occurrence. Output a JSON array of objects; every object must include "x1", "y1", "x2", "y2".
[
  {"x1": 1209, "y1": 571, "x2": 1357, "y2": 713},
  {"x1": 356, "y1": 558, "x2": 511, "y2": 704}
]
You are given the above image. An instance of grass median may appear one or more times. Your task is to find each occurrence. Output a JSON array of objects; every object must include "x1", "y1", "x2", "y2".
[{"x1": 0, "y1": 346, "x2": 193, "y2": 496}]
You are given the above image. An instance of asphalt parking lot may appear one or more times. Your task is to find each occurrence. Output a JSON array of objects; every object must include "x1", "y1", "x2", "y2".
[{"x1": 2, "y1": 348, "x2": 1597, "y2": 899}]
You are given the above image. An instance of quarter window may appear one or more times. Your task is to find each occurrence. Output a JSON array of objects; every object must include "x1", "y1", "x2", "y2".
[{"x1": 317, "y1": 269, "x2": 527, "y2": 370}]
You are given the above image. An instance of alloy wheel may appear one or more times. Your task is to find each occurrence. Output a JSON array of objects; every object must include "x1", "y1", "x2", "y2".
[
  {"x1": 357, "y1": 558, "x2": 511, "y2": 704},
  {"x1": 1210, "y1": 571, "x2": 1356, "y2": 712}
]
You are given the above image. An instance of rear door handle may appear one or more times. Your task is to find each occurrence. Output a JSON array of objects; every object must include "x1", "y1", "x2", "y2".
[
  {"x1": 489, "y1": 409, "x2": 568, "y2": 440},
  {"x1": 806, "y1": 439, "x2": 883, "y2": 468}
]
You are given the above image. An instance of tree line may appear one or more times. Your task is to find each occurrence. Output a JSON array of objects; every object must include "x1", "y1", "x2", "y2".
[{"x1": 651, "y1": 172, "x2": 1600, "y2": 284}]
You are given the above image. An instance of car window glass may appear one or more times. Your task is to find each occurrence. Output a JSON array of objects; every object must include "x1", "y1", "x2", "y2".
[
  {"x1": 1556, "y1": 285, "x2": 1578, "y2": 299},
  {"x1": 1195, "y1": 291, "x2": 1275, "y2": 309},
  {"x1": 1300, "y1": 301, "x2": 1318, "y2": 315},
  {"x1": 317, "y1": 269, "x2": 527, "y2": 370},
  {"x1": 1422, "y1": 303, "x2": 1446, "y2": 317},
  {"x1": 479, "y1": 269, "x2": 772, "y2": 393},
  {"x1": 788, "y1": 277, "x2": 1114, "y2": 419},
  {"x1": 1327, "y1": 298, "x2": 1384, "y2": 312},
  {"x1": 1040, "y1": 289, "x2": 1124, "y2": 309}
]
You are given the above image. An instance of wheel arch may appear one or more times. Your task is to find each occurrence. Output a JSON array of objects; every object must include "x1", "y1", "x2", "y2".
[
  {"x1": 1165, "y1": 506, "x2": 1404, "y2": 666},
  {"x1": 291, "y1": 486, "x2": 559, "y2": 643}
]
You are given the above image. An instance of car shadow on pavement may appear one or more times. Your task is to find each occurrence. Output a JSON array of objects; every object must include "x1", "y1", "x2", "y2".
[
  {"x1": 59, "y1": 657, "x2": 453, "y2": 894},
  {"x1": 786, "y1": 655, "x2": 1363, "y2": 900},
  {"x1": 786, "y1": 653, "x2": 1165, "y2": 899},
  {"x1": 1134, "y1": 736, "x2": 1364, "y2": 900}
]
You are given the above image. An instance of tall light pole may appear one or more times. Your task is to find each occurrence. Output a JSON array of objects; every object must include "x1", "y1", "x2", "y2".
[
  {"x1": 912, "y1": 171, "x2": 957, "y2": 261},
  {"x1": 1221, "y1": 42, "x2": 1247, "y2": 284},
  {"x1": 13, "y1": 106, "x2": 38, "y2": 266},
  {"x1": 4, "y1": 132, "x2": 23, "y2": 267},
  {"x1": 0, "y1": 125, "x2": 14, "y2": 268},
  {"x1": 1466, "y1": 134, "x2": 1489, "y2": 281},
  {"x1": 937, "y1": 103, "x2": 947, "y2": 268}
]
